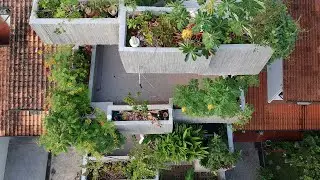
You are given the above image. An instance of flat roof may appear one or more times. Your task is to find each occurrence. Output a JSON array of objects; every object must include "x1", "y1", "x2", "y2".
[{"x1": 91, "y1": 45, "x2": 216, "y2": 104}]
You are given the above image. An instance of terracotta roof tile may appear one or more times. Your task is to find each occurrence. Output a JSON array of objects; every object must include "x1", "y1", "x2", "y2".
[
  {"x1": 284, "y1": 0, "x2": 320, "y2": 101},
  {"x1": 0, "y1": 0, "x2": 52, "y2": 136},
  {"x1": 245, "y1": 72, "x2": 320, "y2": 131}
]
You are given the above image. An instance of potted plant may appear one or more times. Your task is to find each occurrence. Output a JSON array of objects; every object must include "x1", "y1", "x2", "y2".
[
  {"x1": 106, "y1": 93, "x2": 173, "y2": 134},
  {"x1": 30, "y1": 0, "x2": 119, "y2": 44},
  {"x1": 118, "y1": 0, "x2": 298, "y2": 75}
]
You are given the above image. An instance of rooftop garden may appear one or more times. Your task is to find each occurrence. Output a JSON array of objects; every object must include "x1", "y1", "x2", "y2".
[
  {"x1": 126, "y1": 0, "x2": 299, "y2": 61},
  {"x1": 173, "y1": 75, "x2": 258, "y2": 127},
  {"x1": 40, "y1": 46, "x2": 125, "y2": 156},
  {"x1": 37, "y1": 0, "x2": 119, "y2": 18},
  {"x1": 83, "y1": 124, "x2": 239, "y2": 180}
]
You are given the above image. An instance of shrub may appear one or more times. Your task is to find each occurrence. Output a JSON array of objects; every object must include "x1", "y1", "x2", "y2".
[
  {"x1": 37, "y1": 0, "x2": 118, "y2": 18},
  {"x1": 40, "y1": 46, "x2": 124, "y2": 156},
  {"x1": 173, "y1": 76, "x2": 255, "y2": 124},
  {"x1": 127, "y1": 0, "x2": 299, "y2": 61},
  {"x1": 200, "y1": 135, "x2": 240, "y2": 173},
  {"x1": 251, "y1": 0, "x2": 299, "y2": 62},
  {"x1": 146, "y1": 124, "x2": 208, "y2": 163},
  {"x1": 125, "y1": 144, "x2": 166, "y2": 180}
]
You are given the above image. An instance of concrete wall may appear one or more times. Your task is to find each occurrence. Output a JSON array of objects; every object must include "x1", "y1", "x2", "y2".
[
  {"x1": 173, "y1": 109, "x2": 238, "y2": 124},
  {"x1": 0, "y1": 137, "x2": 9, "y2": 180},
  {"x1": 91, "y1": 102, "x2": 174, "y2": 134},
  {"x1": 29, "y1": 0, "x2": 119, "y2": 45},
  {"x1": 119, "y1": 6, "x2": 273, "y2": 75}
]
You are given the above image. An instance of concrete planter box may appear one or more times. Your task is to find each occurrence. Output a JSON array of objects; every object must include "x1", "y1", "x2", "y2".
[
  {"x1": 107, "y1": 104, "x2": 173, "y2": 134},
  {"x1": 173, "y1": 89, "x2": 247, "y2": 124},
  {"x1": 29, "y1": 0, "x2": 119, "y2": 45},
  {"x1": 81, "y1": 155, "x2": 159, "y2": 180},
  {"x1": 119, "y1": 6, "x2": 273, "y2": 75}
]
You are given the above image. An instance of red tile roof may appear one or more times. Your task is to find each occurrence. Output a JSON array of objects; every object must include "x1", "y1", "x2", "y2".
[
  {"x1": 0, "y1": 0, "x2": 50, "y2": 136},
  {"x1": 244, "y1": 72, "x2": 320, "y2": 131},
  {"x1": 284, "y1": 0, "x2": 320, "y2": 102}
]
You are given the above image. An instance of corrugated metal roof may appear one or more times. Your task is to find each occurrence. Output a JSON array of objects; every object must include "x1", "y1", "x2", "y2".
[
  {"x1": 284, "y1": 0, "x2": 320, "y2": 102},
  {"x1": 245, "y1": 72, "x2": 320, "y2": 131}
]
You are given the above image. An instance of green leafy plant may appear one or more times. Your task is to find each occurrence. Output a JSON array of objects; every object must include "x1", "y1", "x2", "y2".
[
  {"x1": 185, "y1": 168, "x2": 195, "y2": 180},
  {"x1": 123, "y1": 92, "x2": 148, "y2": 116},
  {"x1": 173, "y1": 76, "x2": 255, "y2": 124},
  {"x1": 200, "y1": 135, "x2": 240, "y2": 173},
  {"x1": 126, "y1": 143, "x2": 167, "y2": 180},
  {"x1": 234, "y1": 105, "x2": 254, "y2": 129},
  {"x1": 260, "y1": 133, "x2": 320, "y2": 180},
  {"x1": 146, "y1": 124, "x2": 208, "y2": 163},
  {"x1": 258, "y1": 167, "x2": 274, "y2": 180},
  {"x1": 84, "y1": 160, "x2": 127, "y2": 180},
  {"x1": 251, "y1": 0, "x2": 299, "y2": 62},
  {"x1": 37, "y1": 0, "x2": 119, "y2": 18},
  {"x1": 126, "y1": 0, "x2": 298, "y2": 62},
  {"x1": 40, "y1": 46, "x2": 125, "y2": 156}
]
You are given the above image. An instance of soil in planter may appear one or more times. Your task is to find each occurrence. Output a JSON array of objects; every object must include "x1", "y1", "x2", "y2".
[
  {"x1": 112, "y1": 109, "x2": 169, "y2": 121},
  {"x1": 87, "y1": 161, "x2": 128, "y2": 180}
]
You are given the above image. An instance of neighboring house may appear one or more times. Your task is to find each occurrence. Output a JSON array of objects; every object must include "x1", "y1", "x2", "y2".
[
  {"x1": 237, "y1": 0, "x2": 320, "y2": 141},
  {"x1": 0, "y1": 0, "x2": 48, "y2": 137},
  {"x1": 0, "y1": 1, "x2": 51, "y2": 180}
]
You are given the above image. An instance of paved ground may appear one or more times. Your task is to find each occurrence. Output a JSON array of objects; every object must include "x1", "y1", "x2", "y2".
[
  {"x1": 4, "y1": 137, "x2": 48, "y2": 180},
  {"x1": 49, "y1": 148, "x2": 82, "y2": 180},
  {"x1": 92, "y1": 45, "x2": 216, "y2": 104},
  {"x1": 226, "y1": 142, "x2": 260, "y2": 180}
]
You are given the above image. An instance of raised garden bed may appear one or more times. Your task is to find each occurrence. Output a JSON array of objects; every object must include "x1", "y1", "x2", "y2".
[
  {"x1": 107, "y1": 104, "x2": 173, "y2": 134},
  {"x1": 118, "y1": 6, "x2": 273, "y2": 75},
  {"x1": 30, "y1": 0, "x2": 119, "y2": 45},
  {"x1": 112, "y1": 109, "x2": 169, "y2": 121},
  {"x1": 82, "y1": 156, "x2": 159, "y2": 180}
]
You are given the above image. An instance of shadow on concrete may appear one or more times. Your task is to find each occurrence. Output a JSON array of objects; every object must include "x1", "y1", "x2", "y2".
[{"x1": 92, "y1": 45, "x2": 216, "y2": 104}]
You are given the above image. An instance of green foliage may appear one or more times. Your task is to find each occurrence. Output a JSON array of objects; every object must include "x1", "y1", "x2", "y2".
[
  {"x1": 283, "y1": 134, "x2": 320, "y2": 179},
  {"x1": 127, "y1": 0, "x2": 298, "y2": 62},
  {"x1": 173, "y1": 77, "x2": 253, "y2": 120},
  {"x1": 234, "y1": 105, "x2": 254, "y2": 129},
  {"x1": 40, "y1": 47, "x2": 124, "y2": 156},
  {"x1": 165, "y1": 2, "x2": 189, "y2": 31},
  {"x1": 37, "y1": 0, "x2": 118, "y2": 18},
  {"x1": 261, "y1": 133, "x2": 320, "y2": 180},
  {"x1": 179, "y1": 42, "x2": 201, "y2": 61},
  {"x1": 84, "y1": 160, "x2": 127, "y2": 180},
  {"x1": 147, "y1": 124, "x2": 208, "y2": 163},
  {"x1": 185, "y1": 168, "x2": 195, "y2": 180},
  {"x1": 123, "y1": 92, "x2": 148, "y2": 115},
  {"x1": 126, "y1": 144, "x2": 167, "y2": 180},
  {"x1": 200, "y1": 135, "x2": 240, "y2": 173},
  {"x1": 127, "y1": 10, "x2": 179, "y2": 47},
  {"x1": 252, "y1": 0, "x2": 299, "y2": 62},
  {"x1": 125, "y1": 0, "x2": 160, "y2": 7},
  {"x1": 258, "y1": 167, "x2": 274, "y2": 180}
]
